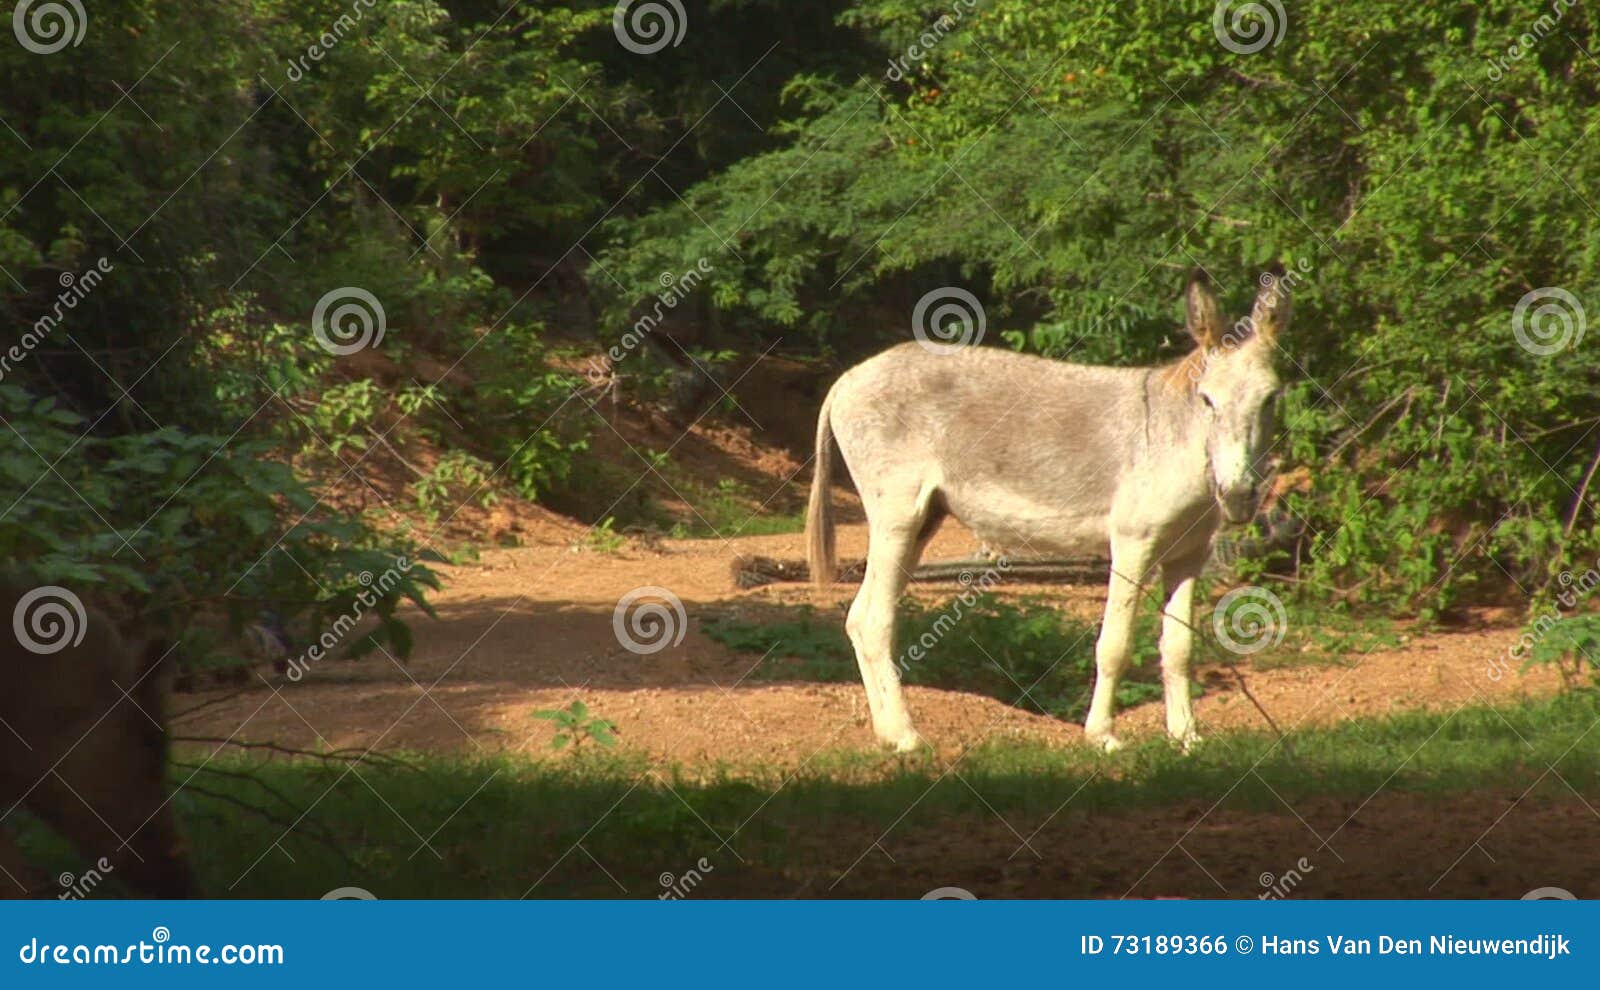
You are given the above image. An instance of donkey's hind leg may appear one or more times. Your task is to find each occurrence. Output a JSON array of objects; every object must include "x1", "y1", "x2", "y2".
[{"x1": 846, "y1": 493, "x2": 936, "y2": 752}]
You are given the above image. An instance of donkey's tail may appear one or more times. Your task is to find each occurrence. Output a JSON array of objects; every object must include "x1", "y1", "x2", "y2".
[{"x1": 806, "y1": 388, "x2": 838, "y2": 586}]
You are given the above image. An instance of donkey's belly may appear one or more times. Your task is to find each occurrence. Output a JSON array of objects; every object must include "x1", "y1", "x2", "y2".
[{"x1": 943, "y1": 487, "x2": 1109, "y2": 556}]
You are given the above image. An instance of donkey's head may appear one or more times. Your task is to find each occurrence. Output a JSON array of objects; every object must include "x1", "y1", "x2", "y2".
[{"x1": 1182, "y1": 269, "x2": 1291, "y2": 524}]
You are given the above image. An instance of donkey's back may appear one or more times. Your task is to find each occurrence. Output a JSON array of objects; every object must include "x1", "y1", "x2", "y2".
[{"x1": 812, "y1": 342, "x2": 1159, "y2": 567}]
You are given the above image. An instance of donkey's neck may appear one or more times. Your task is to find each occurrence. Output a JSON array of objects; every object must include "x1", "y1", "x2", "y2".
[{"x1": 1138, "y1": 370, "x2": 1213, "y2": 490}]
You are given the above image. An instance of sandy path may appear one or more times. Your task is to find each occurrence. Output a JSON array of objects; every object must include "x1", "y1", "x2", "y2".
[{"x1": 175, "y1": 523, "x2": 1560, "y2": 767}]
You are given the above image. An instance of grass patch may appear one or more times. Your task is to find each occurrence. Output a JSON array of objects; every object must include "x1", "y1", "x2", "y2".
[
  {"x1": 702, "y1": 594, "x2": 1168, "y2": 721},
  {"x1": 666, "y1": 476, "x2": 806, "y2": 538},
  {"x1": 14, "y1": 692, "x2": 1597, "y2": 898}
]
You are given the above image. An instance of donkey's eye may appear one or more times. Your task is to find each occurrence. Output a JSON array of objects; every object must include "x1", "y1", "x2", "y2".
[{"x1": 1200, "y1": 393, "x2": 1217, "y2": 410}]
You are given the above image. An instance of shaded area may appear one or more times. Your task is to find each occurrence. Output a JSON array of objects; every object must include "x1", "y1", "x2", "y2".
[{"x1": 38, "y1": 693, "x2": 1600, "y2": 899}]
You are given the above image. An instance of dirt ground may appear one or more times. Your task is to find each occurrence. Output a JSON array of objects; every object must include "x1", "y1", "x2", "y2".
[
  {"x1": 175, "y1": 521, "x2": 1562, "y2": 765},
  {"x1": 170, "y1": 517, "x2": 1597, "y2": 899}
]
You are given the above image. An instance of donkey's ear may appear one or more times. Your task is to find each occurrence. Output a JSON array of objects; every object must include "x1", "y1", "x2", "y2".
[
  {"x1": 1184, "y1": 269, "x2": 1224, "y2": 347},
  {"x1": 1249, "y1": 263, "x2": 1292, "y2": 342}
]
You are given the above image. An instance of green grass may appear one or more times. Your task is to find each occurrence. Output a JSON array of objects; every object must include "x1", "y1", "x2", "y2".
[
  {"x1": 15, "y1": 691, "x2": 1596, "y2": 898},
  {"x1": 666, "y1": 476, "x2": 806, "y2": 539},
  {"x1": 703, "y1": 595, "x2": 1168, "y2": 721}
]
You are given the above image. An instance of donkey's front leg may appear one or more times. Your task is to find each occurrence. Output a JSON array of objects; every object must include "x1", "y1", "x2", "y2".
[
  {"x1": 1159, "y1": 555, "x2": 1205, "y2": 751},
  {"x1": 1084, "y1": 542, "x2": 1151, "y2": 752}
]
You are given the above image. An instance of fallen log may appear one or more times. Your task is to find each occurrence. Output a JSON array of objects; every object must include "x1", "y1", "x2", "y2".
[{"x1": 730, "y1": 554, "x2": 1110, "y2": 589}]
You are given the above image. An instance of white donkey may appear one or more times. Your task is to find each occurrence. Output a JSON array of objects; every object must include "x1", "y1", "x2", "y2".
[{"x1": 806, "y1": 271, "x2": 1289, "y2": 752}]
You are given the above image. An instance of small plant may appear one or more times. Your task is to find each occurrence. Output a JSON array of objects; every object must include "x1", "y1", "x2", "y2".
[
  {"x1": 533, "y1": 701, "x2": 619, "y2": 752},
  {"x1": 1526, "y1": 613, "x2": 1600, "y2": 689},
  {"x1": 582, "y1": 517, "x2": 628, "y2": 554},
  {"x1": 412, "y1": 450, "x2": 498, "y2": 522}
]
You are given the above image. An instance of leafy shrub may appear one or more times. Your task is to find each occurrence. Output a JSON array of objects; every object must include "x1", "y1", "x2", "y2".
[{"x1": 0, "y1": 386, "x2": 440, "y2": 674}]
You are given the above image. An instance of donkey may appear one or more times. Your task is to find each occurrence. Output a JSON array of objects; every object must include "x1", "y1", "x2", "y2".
[{"x1": 806, "y1": 270, "x2": 1289, "y2": 752}]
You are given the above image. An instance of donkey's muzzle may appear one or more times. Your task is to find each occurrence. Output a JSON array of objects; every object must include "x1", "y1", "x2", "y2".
[{"x1": 1219, "y1": 488, "x2": 1259, "y2": 525}]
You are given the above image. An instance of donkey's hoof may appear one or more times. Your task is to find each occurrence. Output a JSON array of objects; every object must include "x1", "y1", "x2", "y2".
[
  {"x1": 878, "y1": 728, "x2": 925, "y2": 753},
  {"x1": 1175, "y1": 732, "x2": 1203, "y2": 754},
  {"x1": 1088, "y1": 733, "x2": 1124, "y2": 754}
]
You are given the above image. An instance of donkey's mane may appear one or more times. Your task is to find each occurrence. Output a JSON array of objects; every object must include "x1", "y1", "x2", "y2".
[{"x1": 1157, "y1": 346, "x2": 1208, "y2": 393}]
